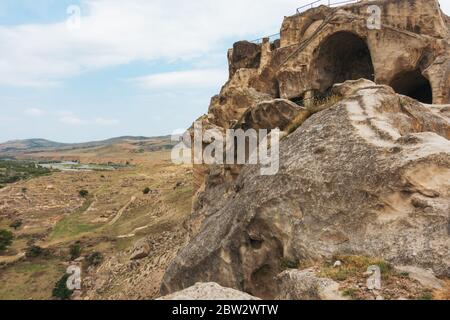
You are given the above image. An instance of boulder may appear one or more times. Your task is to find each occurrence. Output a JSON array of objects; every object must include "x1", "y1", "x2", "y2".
[
  {"x1": 394, "y1": 266, "x2": 444, "y2": 290},
  {"x1": 130, "y1": 238, "x2": 150, "y2": 260},
  {"x1": 208, "y1": 87, "x2": 272, "y2": 129},
  {"x1": 236, "y1": 99, "x2": 304, "y2": 131},
  {"x1": 161, "y1": 80, "x2": 450, "y2": 299},
  {"x1": 228, "y1": 41, "x2": 261, "y2": 78},
  {"x1": 276, "y1": 269, "x2": 346, "y2": 300},
  {"x1": 158, "y1": 282, "x2": 260, "y2": 300}
]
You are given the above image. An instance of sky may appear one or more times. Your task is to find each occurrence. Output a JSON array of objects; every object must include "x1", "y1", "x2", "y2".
[{"x1": 0, "y1": 0, "x2": 449, "y2": 143}]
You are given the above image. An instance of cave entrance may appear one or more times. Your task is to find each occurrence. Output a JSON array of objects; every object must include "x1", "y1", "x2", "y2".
[
  {"x1": 315, "y1": 32, "x2": 375, "y2": 95},
  {"x1": 390, "y1": 70, "x2": 433, "y2": 103}
]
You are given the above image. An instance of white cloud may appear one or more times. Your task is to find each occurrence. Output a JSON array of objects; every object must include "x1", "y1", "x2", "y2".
[
  {"x1": 130, "y1": 69, "x2": 228, "y2": 89},
  {"x1": 0, "y1": 0, "x2": 447, "y2": 88},
  {"x1": 24, "y1": 108, "x2": 46, "y2": 116},
  {"x1": 0, "y1": 0, "x2": 296, "y2": 87},
  {"x1": 60, "y1": 115, "x2": 85, "y2": 125},
  {"x1": 94, "y1": 117, "x2": 119, "y2": 126},
  {"x1": 59, "y1": 115, "x2": 119, "y2": 126}
]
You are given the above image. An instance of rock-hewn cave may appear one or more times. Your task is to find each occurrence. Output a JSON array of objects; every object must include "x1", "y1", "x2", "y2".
[
  {"x1": 390, "y1": 70, "x2": 433, "y2": 103},
  {"x1": 315, "y1": 32, "x2": 375, "y2": 94}
]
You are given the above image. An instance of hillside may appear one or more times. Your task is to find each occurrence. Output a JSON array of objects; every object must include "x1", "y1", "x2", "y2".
[
  {"x1": 0, "y1": 136, "x2": 175, "y2": 164},
  {"x1": 0, "y1": 142, "x2": 192, "y2": 300}
]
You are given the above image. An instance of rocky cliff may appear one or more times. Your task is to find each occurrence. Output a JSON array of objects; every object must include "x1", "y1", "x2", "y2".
[{"x1": 161, "y1": 0, "x2": 450, "y2": 299}]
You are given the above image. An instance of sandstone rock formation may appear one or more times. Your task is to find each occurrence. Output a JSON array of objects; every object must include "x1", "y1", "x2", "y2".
[
  {"x1": 130, "y1": 238, "x2": 151, "y2": 260},
  {"x1": 162, "y1": 0, "x2": 450, "y2": 300},
  {"x1": 276, "y1": 269, "x2": 346, "y2": 300},
  {"x1": 162, "y1": 79, "x2": 450, "y2": 299},
  {"x1": 158, "y1": 282, "x2": 260, "y2": 300},
  {"x1": 235, "y1": 99, "x2": 304, "y2": 131},
  {"x1": 192, "y1": 0, "x2": 450, "y2": 198}
]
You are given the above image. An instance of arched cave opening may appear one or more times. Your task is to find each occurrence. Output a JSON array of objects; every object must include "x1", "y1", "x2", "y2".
[
  {"x1": 315, "y1": 32, "x2": 375, "y2": 95},
  {"x1": 390, "y1": 70, "x2": 433, "y2": 104}
]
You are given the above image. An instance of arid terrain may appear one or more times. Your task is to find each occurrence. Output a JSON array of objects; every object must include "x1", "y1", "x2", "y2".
[{"x1": 0, "y1": 137, "x2": 193, "y2": 300}]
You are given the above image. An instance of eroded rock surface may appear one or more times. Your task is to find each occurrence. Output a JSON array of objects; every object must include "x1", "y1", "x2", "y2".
[
  {"x1": 162, "y1": 80, "x2": 450, "y2": 299},
  {"x1": 276, "y1": 269, "x2": 346, "y2": 300},
  {"x1": 158, "y1": 282, "x2": 260, "y2": 300}
]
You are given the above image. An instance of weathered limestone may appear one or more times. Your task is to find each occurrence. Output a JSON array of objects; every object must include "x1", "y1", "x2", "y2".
[
  {"x1": 158, "y1": 282, "x2": 260, "y2": 300},
  {"x1": 276, "y1": 269, "x2": 347, "y2": 300},
  {"x1": 166, "y1": 0, "x2": 450, "y2": 300},
  {"x1": 191, "y1": 0, "x2": 450, "y2": 197},
  {"x1": 236, "y1": 99, "x2": 304, "y2": 131},
  {"x1": 162, "y1": 80, "x2": 450, "y2": 299}
]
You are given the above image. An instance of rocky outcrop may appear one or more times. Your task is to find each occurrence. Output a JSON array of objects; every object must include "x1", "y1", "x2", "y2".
[
  {"x1": 394, "y1": 265, "x2": 444, "y2": 290},
  {"x1": 158, "y1": 282, "x2": 260, "y2": 300},
  {"x1": 162, "y1": 80, "x2": 450, "y2": 299},
  {"x1": 162, "y1": 0, "x2": 450, "y2": 300},
  {"x1": 228, "y1": 41, "x2": 262, "y2": 79},
  {"x1": 276, "y1": 269, "x2": 346, "y2": 300},
  {"x1": 236, "y1": 99, "x2": 304, "y2": 131},
  {"x1": 189, "y1": 0, "x2": 450, "y2": 199},
  {"x1": 130, "y1": 238, "x2": 151, "y2": 260}
]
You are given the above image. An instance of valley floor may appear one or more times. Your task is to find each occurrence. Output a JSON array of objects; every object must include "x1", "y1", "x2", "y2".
[{"x1": 0, "y1": 150, "x2": 192, "y2": 300}]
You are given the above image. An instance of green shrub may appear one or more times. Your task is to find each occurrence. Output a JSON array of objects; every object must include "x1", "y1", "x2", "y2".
[
  {"x1": 419, "y1": 291, "x2": 434, "y2": 300},
  {"x1": 78, "y1": 189, "x2": 89, "y2": 198},
  {"x1": 85, "y1": 251, "x2": 103, "y2": 267},
  {"x1": 25, "y1": 245, "x2": 44, "y2": 258},
  {"x1": 52, "y1": 274, "x2": 73, "y2": 300},
  {"x1": 0, "y1": 229, "x2": 13, "y2": 253},
  {"x1": 280, "y1": 258, "x2": 299, "y2": 270},
  {"x1": 342, "y1": 288, "x2": 358, "y2": 299},
  {"x1": 143, "y1": 187, "x2": 151, "y2": 195},
  {"x1": 69, "y1": 243, "x2": 81, "y2": 260},
  {"x1": 9, "y1": 220, "x2": 23, "y2": 230}
]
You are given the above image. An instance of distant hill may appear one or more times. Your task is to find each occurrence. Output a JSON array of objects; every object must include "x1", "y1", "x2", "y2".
[
  {"x1": 0, "y1": 136, "x2": 174, "y2": 158},
  {"x1": 0, "y1": 139, "x2": 69, "y2": 153}
]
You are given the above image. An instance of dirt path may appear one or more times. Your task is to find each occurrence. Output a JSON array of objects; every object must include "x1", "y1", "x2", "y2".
[{"x1": 108, "y1": 196, "x2": 136, "y2": 226}]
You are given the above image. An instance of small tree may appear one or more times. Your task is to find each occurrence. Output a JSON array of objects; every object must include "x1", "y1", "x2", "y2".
[
  {"x1": 26, "y1": 245, "x2": 44, "y2": 258},
  {"x1": 69, "y1": 243, "x2": 81, "y2": 261},
  {"x1": 0, "y1": 229, "x2": 13, "y2": 253},
  {"x1": 78, "y1": 189, "x2": 89, "y2": 198},
  {"x1": 85, "y1": 251, "x2": 103, "y2": 267},
  {"x1": 10, "y1": 220, "x2": 23, "y2": 230},
  {"x1": 143, "y1": 187, "x2": 151, "y2": 195},
  {"x1": 52, "y1": 274, "x2": 73, "y2": 300}
]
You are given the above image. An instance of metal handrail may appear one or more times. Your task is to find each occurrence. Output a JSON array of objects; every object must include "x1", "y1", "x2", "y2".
[
  {"x1": 250, "y1": 0, "x2": 359, "y2": 45},
  {"x1": 250, "y1": 33, "x2": 281, "y2": 44},
  {"x1": 296, "y1": 0, "x2": 358, "y2": 14},
  {"x1": 296, "y1": 0, "x2": 324, "y2": 13}
]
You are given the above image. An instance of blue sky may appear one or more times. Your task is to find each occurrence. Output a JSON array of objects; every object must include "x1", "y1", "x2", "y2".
[{"x1": 0, "y1": 0, "x2": 449, "y2": 143}]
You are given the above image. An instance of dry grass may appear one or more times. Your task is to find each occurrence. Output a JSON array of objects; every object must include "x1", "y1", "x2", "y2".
[
  {"x1": 286, "y1": 95, "x2": 342, "y2": 135},
  {"x1": 434, "y1": 280, "x2": 450, "y2": 300},
  {"x1": 0, "y1": 148, "x2": 193, "y2": 300},
  {"x1": 315, "y1": 255, "x2": 440, "y2": 300}
]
